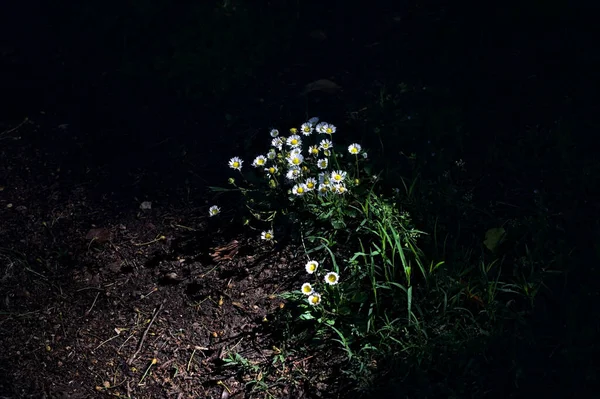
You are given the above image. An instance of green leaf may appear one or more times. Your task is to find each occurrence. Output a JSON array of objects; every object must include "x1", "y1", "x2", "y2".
[
  {"x1": 299, "y1": 312, "x2": 315, "y2": 320},
  {"x1": 330, "y1": 218, "x2": 346, "y2": 230},
  {"x1": 484, "y1": 227, "x2": 506, "y2": 252},
  {"x1": 344, "y1": 208, "x2": 358, "y2": 218},
  {"x1": 208, "y1": 186, "x2": 238, "y2": 192}
]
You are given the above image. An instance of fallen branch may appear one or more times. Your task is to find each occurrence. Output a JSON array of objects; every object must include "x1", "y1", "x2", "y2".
[
  {"x1": 127, "y1": 302, "x2": 163, "y2": 365},
  {"x1": 0, "y1": 117, "x2": 29, "y2": 139}
]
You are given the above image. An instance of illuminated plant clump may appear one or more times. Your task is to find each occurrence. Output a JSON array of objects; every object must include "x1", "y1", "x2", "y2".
[
  {"x1": 210, "y1": 117, "x2": 437, "y2": 381},
  {"x1": 214, "y1": 118, "x2": 373, "y2": 305}
]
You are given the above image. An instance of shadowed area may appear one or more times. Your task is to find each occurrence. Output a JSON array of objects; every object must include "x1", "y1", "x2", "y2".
[{"x1": 1, "y1": 1, "x2": 598, "y2": 398}]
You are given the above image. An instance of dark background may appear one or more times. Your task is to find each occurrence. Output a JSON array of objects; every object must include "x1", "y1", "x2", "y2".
[
  {"x1": 3, "y1": 0, "x2": 598, "y2": 233},
  {"x1": 1, "y1": 0, "x2": 599, "y2": 397}
]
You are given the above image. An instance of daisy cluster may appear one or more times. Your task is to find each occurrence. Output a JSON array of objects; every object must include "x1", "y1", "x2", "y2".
[
  {"x1": 220, "y1": 117, "x2": 366, "y2": 243},
  {"x1": 299, "y1": 259, "x2": 339, "y2": 306},
  {"x1": 212, "y1": 117, "x2": 366, "y2": 306}
]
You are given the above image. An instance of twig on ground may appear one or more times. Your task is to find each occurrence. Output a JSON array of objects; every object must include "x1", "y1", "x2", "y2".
[
  {"x1": 94, "y1": 330, "x2": 122, "y2": 351},
  {"x1": 0, "y1": 117, "x2": 29, "y2": 139},
  {"x1": 85, "y1": 292, "x2": 100, "y2": 315},
  {"x1": 127, "y1": 302, "x2": 163, "y2": 365},
  {"x1": 158, "y1": 358, "x2": 176, "y2": 370}
]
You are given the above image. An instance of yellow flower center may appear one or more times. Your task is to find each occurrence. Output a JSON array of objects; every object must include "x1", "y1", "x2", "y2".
[
  {"x1": 265, "y1": 233, "x2": 272, "y2": 239},
  {"x1": 326, "y1": 128, "x2": 333, "y2": 134},
  {"x1": 233, "y1": 162, "x2": 240, "y2": 168},
  {"x1": 292, "y1": 157, "x2": 300, "y2": 165},
  {"x1": 311, "y1": 296, "x2": 319, "y2": 304},
  {"x1": 307, "y1": 182, "x2": 314, "y2": 189},
  {"x1": 334, "y1": 175, "x2": 341, "y2": 181},
  {"x1": 297, "y1": 187, "x2": 304, "y2": 193},
  {"x1": 328, "y1": 275, "x2": 336, "y2": 282},
  {"x1": 269, "y1": 167, "x2": 276, "y2": 174},
  {"x1": 291, "y1": 139, "x2": 298, "y2": 145},
  {"x1": 303, "y1": 286, "x2": 311, "y2": 293}
]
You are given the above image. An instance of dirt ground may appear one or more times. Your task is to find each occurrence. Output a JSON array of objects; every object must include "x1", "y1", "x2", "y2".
[{"x1": 0, "y1": 118, "x2": 347, "y2": 398}]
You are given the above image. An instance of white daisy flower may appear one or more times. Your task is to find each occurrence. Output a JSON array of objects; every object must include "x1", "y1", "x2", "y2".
[
  {"x1": 324, "y1": 272, "x2": 339, "y2": 285},
  {"x1": 308, "y1": 145, "x2": 319, "y2": 156},
  {"x1": 270, "y1": 129, "x2": 279, "y2": 137},
  {"x1": 261, "y1": 230, "x2": 274, "y2": 241},
  {"x1": 308, "y1": 293, "x2": 322, "y2": 306},
  {"x1": 305, "y1": 177, "x2": 317, "y2": 191},
  {"x1": 292, "y1": 183, "x2": 308, "y2": 196},
  {"x1": 300, "y1": 123, "x2": 314, "y2": 136},
  {"x1": 271, "y1": 137, "x2": 284, "y2": 150},
  {"x1": 317, "y1": 183, "x2": 329, "y2": 196},
  {"x1": 331, "y1": 170, "x2": 347, "y2": 183},
  {"x1": 316, "y1": 121, "x2": 327, "y2": 133},
  {"x1": 286, "y1": 166, "x2": 302, "y2": 181},
  {"x1": 332, "y1": 183, "x2": 347, "y2": 194},
  {"x1": 305, "y1": 260, "x2": 319, "y2": 274},
  {"x1": 228, "y1": 157, "x2": 243, "y2": 170},
  {"x1": 318, "y1": 173, "x2": 330, "y2": 185},
  {"x1": 287, "y1": 152, "x2": 304, "y2": 166},
  {"x1": 316, "y1": 158, "x2": 328, "y2": 170},
  {"x1": 208, "y1": 205, "x2": 220, "y2": 217},
  {"x1": 252, "y1": 155, "x2": 267, "y2": 168},
  {"x1": 319, "y1": 139, "x2": 333, "y2": 151},
  {"x1": 308, "y1": 117, "x2": 319, "y2": 126},
  {"x1": 286, "y1": 135, "x2": 302, "y2": 148},
  {"x1": 301, "y1": 283, "x2": 314, "y2": 296},
  {"x1": 265, "y1": 165, "x2": 278, "y2": 175},
  {"x1": 321, "y1": 123, "x2": 336, "y2": 135},
  {"x1": 348, "y1": 143, "x2": 362, "y2": 155}
]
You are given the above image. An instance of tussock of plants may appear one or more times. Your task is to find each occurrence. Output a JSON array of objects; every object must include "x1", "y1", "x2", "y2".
[{"x1": 209, "y1": 117, "x2": 545, "y2": 394}]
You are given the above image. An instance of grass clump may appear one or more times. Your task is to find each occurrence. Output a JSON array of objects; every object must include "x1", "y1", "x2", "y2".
[{"x1": 209, "y1": 117, "x2": 547, "y2": 396}]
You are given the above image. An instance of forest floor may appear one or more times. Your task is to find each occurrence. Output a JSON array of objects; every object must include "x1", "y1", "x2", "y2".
[{"x1": 0, "y1": 118, "x2": 350, "y2": 399}]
